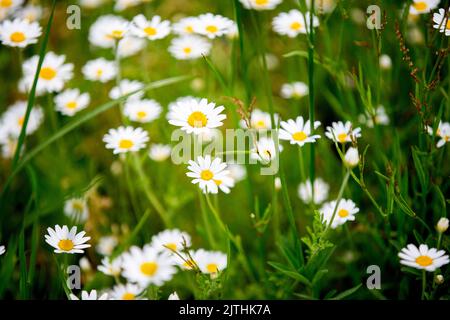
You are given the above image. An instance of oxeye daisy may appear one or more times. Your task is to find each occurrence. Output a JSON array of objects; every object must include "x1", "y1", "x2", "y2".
[
  {"x1": 193, "y1": 13, "x2": 234, "y2": 39},
  {"x1": 109, "y1": 283, "x2": 144, "y2": 300},
  {"x1": 325, "y1": 121, "x2": 362, "y2": 144},
  {"x1": 130, "y1": 14, "x2": 171, "y2": 40},
  {"x1": 82, "y1": 58, "x2": 117, "y2": 83},
  {"x1": 54, "y1": 89, "x2": 90, "y2": 117},
  {"x1": 103, "y1": 126, "x2": 149, "y2": 154},
  {"x1": 399, "y1": 244, "x2": 449, "y2": 271},
  {"x1": 0, "y1": 18, "x2": 41, "y2": 48},
  {"x1": 98, "y1": 256, "x2": 123, "y2": 276},
  {"x1": 409, "y1": 0, "x2": 440, "y2": 15},
  {"x1": 250, "y1": 137, "x2": 283, "y2": 164},
  {"x1": 240, "y1": 109, "x2": 278, "y2": 130},
  {"x1": 45, "y1": 225, "x2": 91, "y2": 254},
  {"x1": 150, "y1": 229, "x2": 192, "y2": 253},
  {"x1": 427, "y1": 121, "x2": 449, "y2": 148},
  {"x1": 320, "y1": 199, "x2": 359, "y2": 229},
  {"x1": 279, "y1": 116, "x2": 321, "y2": 147},
  {"x1": 167, "y1": 97, "x2": 226, "y2": 134},
  {"x1": 64, "y1": 198, "x2": 89, "y2": 223},
  {"x1": 298, "y1": 178, "x2": 329, "y2": 204},
  {"x1": 109, "y1": 79, "x2": 144, "y2": 101},
  {"x1": 195, "y1": 249, "x2": 227, "y2": 275},
  {"x1": 114, "y1": 0, "x2": 140, "y2": 11},
  {"x1": 280, "y1": 82, "x2": 309, "y2": 99},
  {"x1": 14, "y1": 4, "x2": 43, "y2": 22},
  {"x1": 358, "y1": 105, "x2": 389, "y2": 127},
  {"x1": 0, "y1": 245, "x2": 5, "y2": 256},
  {"x1": 88, "y1": 15, "x2": 129, "y2": 49},
  {"x1": 168, "y1": 292, "x2": 180, "y2": 300},
  {"x1": 96, "y1": 235, "x2": 118, "y2": 256},
  {"x1": 168, "y1": 35, "x2": 212, "y2": 60},
  {"x1": 0, "y1": 0, "x2": 23, "y2": 20},
  {"x1": 69, "y1": 290, "x2": 108, "y2": 300},
  {"x1": 124, "y1": 99, "x2": 162, "y2": 123},
  {"x1": 21, "y1": 51, "x2": 74, "y2": 95},
  {"x1": 149, "y1": 144, "x2": 171, "y2": 162},
  {"x1": 1, "y1": 101, "x2": 43, "y2": 138},
  {"x1": 433, "y1": 8, "x2": 450, "y2": 36},
  {"x1": 187, "y1": 155, "x2": 230, "y2": 194},
  {"x1": 121, "y1": 245, "x2": 177, "y2": 287},
  {"x1": 272, "y1": 10, "x2": 319, "y2": 37},
  {"x1": 117, "y1": 36, "x2": 146, "y2": 58},
  {"x1": 172, "y1": 16, "x2": 199, "y2": 35},
  {"x1": 238, "y1": 0, "x2": 282, "y2": 11}
]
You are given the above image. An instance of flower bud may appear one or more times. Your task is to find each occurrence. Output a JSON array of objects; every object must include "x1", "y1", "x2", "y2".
[
  {"x1": 344, "y1": 147, "x2": 359, "y2": 168},
  {"x1": 437, "y1": 217, "x2": 449, "y2": 233},
  {"x1": 435, "y1": 274, "x2": 444, "y2": 285}
]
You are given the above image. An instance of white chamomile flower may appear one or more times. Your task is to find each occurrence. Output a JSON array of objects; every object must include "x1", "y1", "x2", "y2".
[
  {"x1": 70, "y1": 290, "x2": 108, "y2": 300},
  {"x1": 117, "y1": 36, "x2": 146, "y2": 58},
  {"x1": 0, "y1": 245, "x2": 5, "y2": 256},
  {"x1": 54, "y1": 89, "x2": 90, "y2": 117},
  {"x1": 272, "y1": 10, "x2": 319, "y2": 37},
  {"x1": 187, "y1": 155, "x2": 231, "y2": 194},
  {"x1": 168, "y1": 292, "x2": 180, "y2": 300},
  {"x1": 279, "y1": 116, "x2": 321, "y2": 147},
  {"x1": 64, "y1": 198, "x2": 89, "y2": 223},
  {"x1": 238, "y1": 0, "x2": 282, "y2": 11},
  {"x1": 114, "y1": 0, "x2": 140, "y2": 11},
  {"x1": 109, "y1": 79, "x2": 144, "y2": 101},
  {"x1": 306, "y1": 0, "x2": 337, "y2": 13},
  {"x1": 280, "y1": 82, "x2": 309, "y2": 99},
  {"x1": 82, "y1": 58, "x2": 117, "y2": 83},
  {"x1": 45, "y1": 225, "x2": 91, "y2": 254},
  {"x1": 168, "y1": 35, "x2": 212, "y2": 60},
  {"x1": 121, "y1": 245, "x2": 177, "y2": 287},
  {"x1": 168, "y1": 96, "x2": 202, "y2": 113},
  {"x1": 0, "y1": 18, "x2": 41, "y2": 48},
  {"x1": 151, "y1": 229, "x2": 191, "y2": 253},
  {"x1": 172, "y1": 16, "x2": 198, "y2": 35},
  {"x1": 359, "y1": 105, "x2": 390, "y2": 127},
  {"x1": 298, "y1": 178, "x2": 329, "y2": 204},
  {"x1": 96, "y1": 235, "x2": 118, "y2": 256},
  {"x1": 0, "y1": 0, "x2": 23, "y2": 20},
  {"x1": 321, "y1": 199, "x2": 359, "y2": 229},
  {"x1": 124, "y1": 99, "x2": 162, "y2": 123},
  {"x1": 167, "y1": 98, "x2": 226, "y2": 135},
  {"x1": 227, "y1": 163, "x2": 247, "y2": 183},
  {"x1": 21, "y1": 52, "x2": 74, "y2": 95},
  {"x1": 103, "y1": 126, "x2": 149, "y2": 154},
  {"x1": 88, "y1": 15, "x2": 129, "y2": 48},
  {"x1": 130, "y1": 14, "x2": 171, "y2": 40},
  {"x1": 409, "y1": 0, "x2": 440, "y2": 15},
  {"x1": 195, "y1": 249, "x2": 227, "y2": 275},
  {"x1": 0, "y1": 101, "x2": 43, "y2": 138},
  {"x1": 427, "y1": 121, "x2": 449, "y2": 148},
  {"x1": 0, "y1": 136, "x2": 18, "y2": 159},
  {"x1": 98, "y1": 256, "x2": 123, "y2": 276},
  {"x1": 240, "y1": 109, "x2": 278, "y2": 130},
  {"x1": 399, "y1": 244, "x2": 449, "y2": 272},
  {"x1": 149, "y1": 144, "x2": 171, "y2": 162},
  {"x1": 193, "y1": 13, "x2": 234, "y2": 39},
  {"x1": 109, "y1": 283, "x2": 144, "y2": 300},
  {"x1": 433, "y1": 8, "x2": 450, "y2": 36},
  {"x1": 325, "y1": 121, "x2": 362, "y2": 144},
  {"x1": 250, "y1": 137, "x2": 283, "y2": 164},
  {"x1": 14, "y1": 4, "x2": 43, "y2": 22}
]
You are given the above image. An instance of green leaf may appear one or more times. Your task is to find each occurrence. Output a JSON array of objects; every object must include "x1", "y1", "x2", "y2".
[
  {"x1": 329, "y1": 284, "x2": 362, "y2": 300},
  {"x1": 268, "y1": 261, "x2": 312, "y2": 287},
  {"x1": 411, "y1": 146, "x2": 428, "y2": 193}
]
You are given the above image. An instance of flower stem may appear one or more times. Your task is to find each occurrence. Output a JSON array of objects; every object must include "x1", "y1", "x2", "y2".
[
  {"x1": 421, "y1": 270, "x2": 427, "y2": 300},
  {"x1": 325, "y1": 169, "x2": 350, "y2": 232}
]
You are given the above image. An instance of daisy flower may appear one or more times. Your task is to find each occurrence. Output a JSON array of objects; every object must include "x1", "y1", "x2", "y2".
[
  {"x1": 109, "y1": 79, "x2": 144, "y2": 101},
  {"x1": 298, "y1": 178, "x2": 329, "y2": 204},
  {"x1": 149, "y1": 144, "x2": 171, "y2": 162},
  {"x1": 0, "y1": 18, "x2": 41, "y2": 48},
  {"x1": 399, "y1": 244, "x2": 449, "y2": 272},
  {"x1": 167, "y1": 97, "x2": 226, "y2": 134},
  {"x1": 88, "y1": 15, "x2": 129, "y2": 49},
  {"x1": 14, "y1": 4, "x2": 43, "y2": 22},
  {"x1": 64, "y1": 198, "x2": 89, "y2": 223},
  {"x1": 0, "y1": 0, "x2": 23, "y2": 20},
  {"x1": 96, "y1": 235, "x2": 118, "y2": 256},
  {"x1": 272, "y1": 10, "x2": 319, "y2": 37},
  {"x1": 130, "y1": 14, "x2": 171, "y2": 40},
  {"x1": 168, "y1": 292, "x2": 180, "y2": 300},
  {"x1": 0, "y1": 245, "x2": 5, "y2": 256},
  {"x1": 117, "y1": 36, "x2": 146, "y2": 58},
  {"x1": 109, "y1": 283, "x2": 144, "y2": 300},
  {"x1": 321, "y1": 199, "x2": 359, "y2": 229},
  {"x1": 168, "y1": 35, "x2": 212, "y2": 60},
  {"x1": 250, "y1": 137, "x2": 283, "y2": 164},
  {"x1": 427, "y1": 121, "x2": 449, "y2": 148},
  {"x1": 0, "y1": 101, "x2": 43, "y2": 138},
  {"x1": 114, "y1": 0, "x2": 140, "y2": 11},
  {"x1": 151, "y1": 229, "x2": 192, "y2": 253},
  {"x1": 45, "y1": 225, "x2": 91, "y2": 254},
  {"x1": 168, "y1": 96, "x2": 202, "y2": 112},
  {"x1": 121, "y1": 245, "x2": 177, "y2": 287},
  {"x1": 433, "y1": 8, "x2": 450, "y2": 36},
  {"x1": 238, "y1": 0, "x2": 282, "y2": 11},
  {"x1": 195, "y1": 249, "x2": 227, "y2": 275},
  {"x1": 54, "y1": 89, "x2": 90, "y2": 117},
  {"x1": 409, "y1": 0, "x2": 440, "y2": 15},
  {"x1": 359, "y1": 106, "x2": 390, "y2": 127},
  {"x1": 280, "y1": 82, "x2": 309, "y2": 99},
  {"x1": 187, "y1": 155, "x2": 231, "y2": 194},
  {"x1": 70, "y1": 290, "x2": 108, "y2": 300},
  {"x1": 82, "y1": 58, "x2": 117, "y2": 83},
  {"x1": 325, "y1": 121, "x2": 362, "y2": 143},
  {"x1": 124, "y1": 99, "x2": 162, "y2": 123},
  {"x1": 279, "y1": 116, "x2": 321, "y2": 147},
  {"x1": 240, "y1": 109, "x2": 278, "y2": 130},
  {"x1": 193, "y1": 13, "x2": 234, "y2": 39},
  {"x1": 98, "y1": 256, "x2": 123, "y2": 276},
  {"x1": 172, "y1": 16, "x2": 199, "y2": 35},
  {"x1": 103, "y1": 126, "x2": 149, "y2": 154}
]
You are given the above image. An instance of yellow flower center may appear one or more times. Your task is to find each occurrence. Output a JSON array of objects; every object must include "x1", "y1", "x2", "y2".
[
  {"x1": 0, "y1": 0, "x2": 12, "y2": 8},
  {"x1": 119, "y1": 139, "x2": 134, "y2": 149},
  {"x1": 58, "y1": 239, "x2": 75, "y2": 251},
  {"x1": 446, "y1": 20, "x2": 450, "y2": 30},
  {"x1": 187, "y1": 111, "x2": 207, "y2": 128},
  {"x1": 122, "y1": 293, "x2": 135, "y2": 300},
  {"x1": 255, "y1": 0, "x2": 268, "y2": 5},
  {"x1": 183, "y1": 47, "x2": 192, "y2": 54},
  {"x1": 290, "y1": 22, "x2": 302, "y2": 31},
  {"x1": 337, "y1": 133, "x2": 348, "y2": 143},
  {"x1": 10, "y1": 32, "x2": 26, "y2": 43},
  {"x1": 72, "y1": 201, "x2": 84, "y2": 212},
  {"x1": 338, "y1": 209, "x2": 349, "y2": 218},
  {"x1": 109, "y1": 30, "x2": 124, "y2": 39},
  {"x1": 165, "y1": 243, "x2": 177, "y2": 251},
  {"x1": 292, "y1": 131, "x2": 307, "y2": 141},
  {"x1": 144, "y1": 27, "x2": 157, "y2": 36},
  {"x1": 39, "y1": 67, "x2": 57, "y2": 80},
  {"x1": 415, "y1": 255, "x2": 433, "y2": 267},
  {"x1": 206, "y1": 25, "x2": 218, "y2": 33},
  {"x1": 137, "y1": 111, "x2": 147, "y2": 119},
  {"x1": 200, "y1": 169, "x2": 214, "y2": 181},
  {"x1": 66, "y1": 101, "x2": 77, "y2": 109},
  {"x1": 96, "y1": 69, "x2": 103, "y2": 77},
  {"x1": 254, "y1": 120, "x2": 266, "y2": 128},
  {"x1": 185, "y1": 25, "x2": 194, "y2": 33},
  {"x1": 214, "y1": 179, "x2": 222, "y2": 186},
  {"x1": 18, "y1": 116, "x2": 24, "y2": 126},
  {"x1": 140, "y1": 262, "x2": 158, "y2": 276},
  {"x1": 206, "y1": 263, "x2": 219, "y2": 273},
  {"x1": 413, "y1": 2, "x2": 427, "y2": 11}
]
